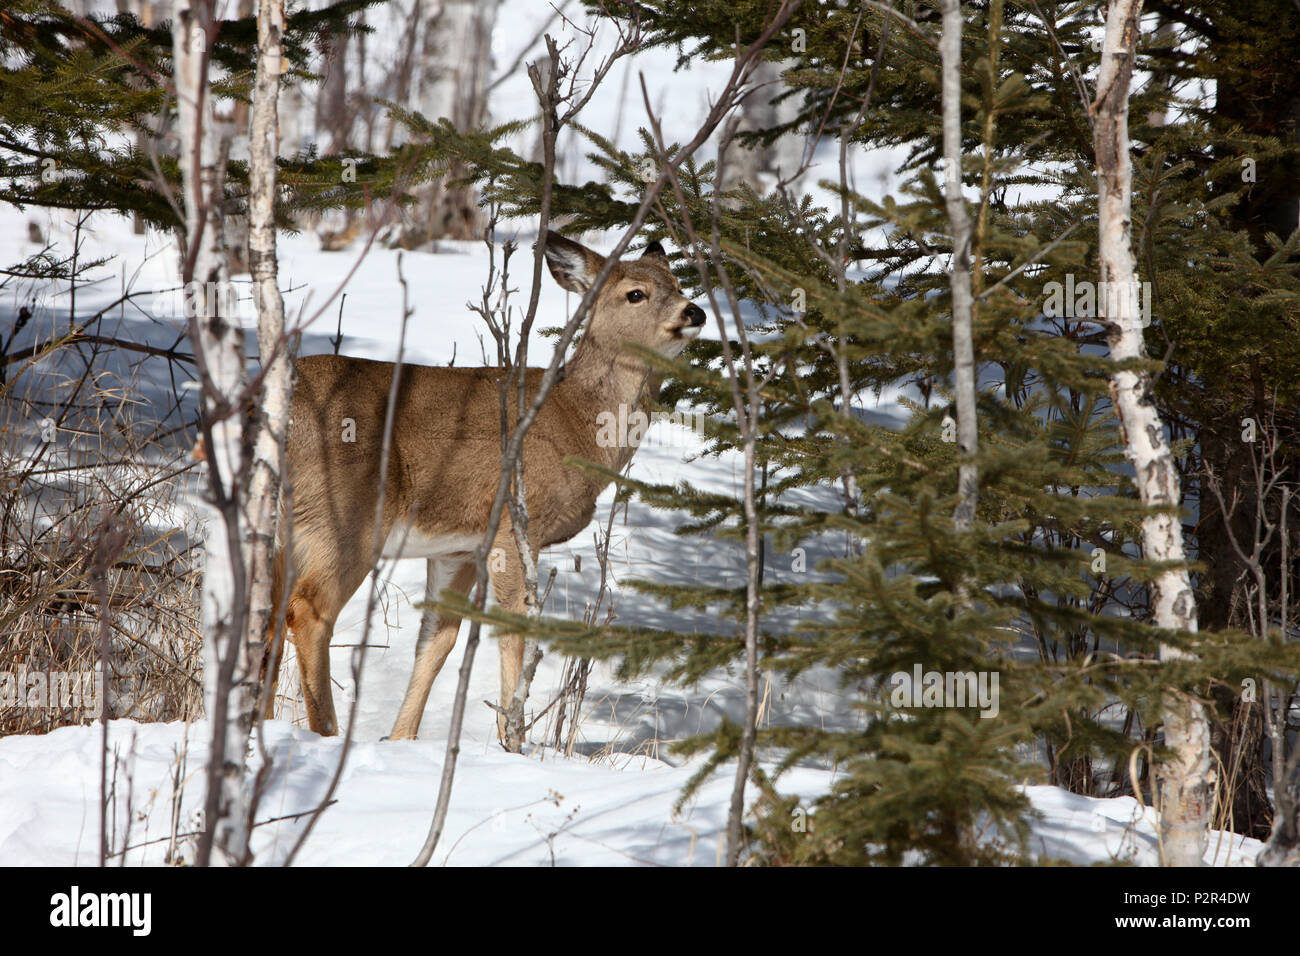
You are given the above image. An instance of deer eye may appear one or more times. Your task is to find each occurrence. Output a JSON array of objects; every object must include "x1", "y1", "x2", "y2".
[{"x1": 626, "y1": 290, "x2": 647, "y2": 303}]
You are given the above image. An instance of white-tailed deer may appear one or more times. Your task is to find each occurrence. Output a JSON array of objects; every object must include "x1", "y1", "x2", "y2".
[{"x1": 266, "y1": 230, "x2": 705, "y2": 744}]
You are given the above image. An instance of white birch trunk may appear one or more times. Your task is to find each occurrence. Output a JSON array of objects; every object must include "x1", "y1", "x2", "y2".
[
  {"x1": 1093, "y1": 0, "x2": 1210, "y2": 867},
  {"x1": 940, "y1": 0, "x2": 978, "y2": 531},
  {"x1": 246, "y1": 0, "x2": 292, "y2": 747},
  {"x1": 174, "y1": 0, "x2": 252, "y2": 867}
]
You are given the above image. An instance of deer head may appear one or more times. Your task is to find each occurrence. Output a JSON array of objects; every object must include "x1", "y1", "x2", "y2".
[{"x1": 542, "y1": 231, "x2": 706, "y2": 359}]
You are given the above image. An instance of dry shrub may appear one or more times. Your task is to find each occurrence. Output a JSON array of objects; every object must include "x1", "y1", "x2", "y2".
[{"x1": 2, "y1": 296, "x2": 203, "y2": 736}]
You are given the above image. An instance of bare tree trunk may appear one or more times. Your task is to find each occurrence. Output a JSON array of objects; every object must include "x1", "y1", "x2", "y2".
[
  {"x1": 384, "y1": 0, "x2": 423, "y2": 152},
  {"x1": 705, "y1": 127, "x2": 764, "y2": 868},
  {"x1": 174, "y1": 0, "x2": 253, "y2": 868},
  {"x1": 312, "y1": 12, "x2": 356, "y2": 248},
  {"x1": 1204, "y1": 444, "x2": 1300, "y2": 863},
  {"x1": 316, "y1": 28, "x2": 350, "y2": 156},
  {"x1": 726, "y1": 390, "x2": 761, "y2": 868},
  {"x1": 646, "y1": 6, "x2": 813, "y2": 866},
  {"x1": 400, "y1": 0, "x2": 500, "y2": 246},
  {"x1": 718, "y1": 59, "x2": 805, "y2": 195},
  {"x1": 938, "y1": 2, "x2": 984, "y2": 857},
  {"x1": 940, "y1": 0, "x2": 978, "y2": 531},
  {"x1": 117, "y1": 0, "x2": 163, "y2": 234},
  {"x1": 222, "y1": 0, "x2": 256, "y2": 276},
  {"x1": 245, "y1": 0, "x2": 292, "y2": 809},
  {"x1": 498, "y1": 51, "x2": 557, "y2": 750},
  {"x1": 494, "y1": 42, "x2": 571, "y2": 754},
  {"x1": 278, "y1": 81, "x2": 307, "y2": 160},
  {"x1": 1093, "y1": 0, "x2": 1210, "y2": 867},
  {"x1": 356, "y1": 8, "x2": 372, "y2": 152},
  {"x1": 1141, "y1": 13, "x2": 1264, "y2": 840}
]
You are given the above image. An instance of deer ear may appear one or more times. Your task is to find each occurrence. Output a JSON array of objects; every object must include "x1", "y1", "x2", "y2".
[
  {"x1": 543, "y1": 231, "x2": 604, "y2": 293},
  {"x1": 641, "y1": 240, "x2": 667, "y2": 261}
]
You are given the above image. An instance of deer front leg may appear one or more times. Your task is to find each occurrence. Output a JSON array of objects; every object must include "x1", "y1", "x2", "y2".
[
  {"x1": 388, "y1": 559, "x2": 475, "y2": 740},
  {"x1": 490, "y1": 530, "x2": 531, "y2": 752}
]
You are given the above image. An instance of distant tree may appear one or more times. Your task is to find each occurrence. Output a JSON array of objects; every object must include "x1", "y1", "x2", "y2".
[
  {"x1": 394, "y1": 0, "x2": 501, "y2": 245},
  {"x1": 718, "y1": 58, "x2": 807, "y2": 194},
  {"x1": 0, "y1": 0, "x2": 391, "y2": 237}
]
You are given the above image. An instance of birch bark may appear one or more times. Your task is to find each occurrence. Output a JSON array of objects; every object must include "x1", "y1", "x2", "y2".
[
  {"x1": 174, "y1": 0, "x2": 253, "y2": 866},
  {"x1": 940, "y1": 0, "x2": 978, "y2": 532},
  {"x1": 1093, "y1": 0, "x2": 1210, "y2": 867},
  {"x1": 245, "y1": 0, "x2": 293, "y2": 758}
]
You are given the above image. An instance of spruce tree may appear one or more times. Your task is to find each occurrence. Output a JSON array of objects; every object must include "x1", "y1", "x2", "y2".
[
  {"x1": 0, "y1": 0, "x2": 396, "y2": 235},
  {"x1": 442, "y1": 0, "x2": 1300, "y2": 862}
]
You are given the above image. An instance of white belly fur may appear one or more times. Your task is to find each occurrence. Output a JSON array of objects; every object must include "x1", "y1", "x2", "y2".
[{"x1": 380, "y1": 525, "x2": 480, "y2": 561}]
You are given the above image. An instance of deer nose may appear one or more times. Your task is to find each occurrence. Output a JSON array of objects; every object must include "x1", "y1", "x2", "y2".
[{"x1": 684, "y1": 303, "x2": 706, "y2": 327}]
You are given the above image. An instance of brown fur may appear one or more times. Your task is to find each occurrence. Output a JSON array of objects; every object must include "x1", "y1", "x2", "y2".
[{"x1": 265, "y1": 231, "x2": 705, "y2": 742}]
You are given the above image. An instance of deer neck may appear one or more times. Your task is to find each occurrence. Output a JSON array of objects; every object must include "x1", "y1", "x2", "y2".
[{"x1": 559, "y1": 333, "x2": 664, "y2": 465}]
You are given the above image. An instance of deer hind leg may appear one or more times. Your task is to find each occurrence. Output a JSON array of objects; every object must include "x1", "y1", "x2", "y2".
[
  {"x1": 277, "y1": 510, "x2": 376, "y2": 736},
  {"x1": 262, "y1": 547, "x2": 289, "y2": 721},
  {"x1": 284, "y1": 555, "x2": 371, "y2": 738},
  {"x1": 388, "y1": 559, "x2": 476, "y2": 740},
  {"x1": 490, "y1": 531, "x2": 532, "y2": 750},
  {"x1": 285, "y1": 583, "x2": 341, "y2": 737}
]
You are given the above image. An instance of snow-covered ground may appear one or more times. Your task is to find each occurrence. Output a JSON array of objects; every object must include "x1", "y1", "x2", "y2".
[
  {"x1": 0, "y1": 718, "x2": 1263, "y2": 866},
  {"x1": 0, "y1": 2, "x2": 1266, "y2": 866}
]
